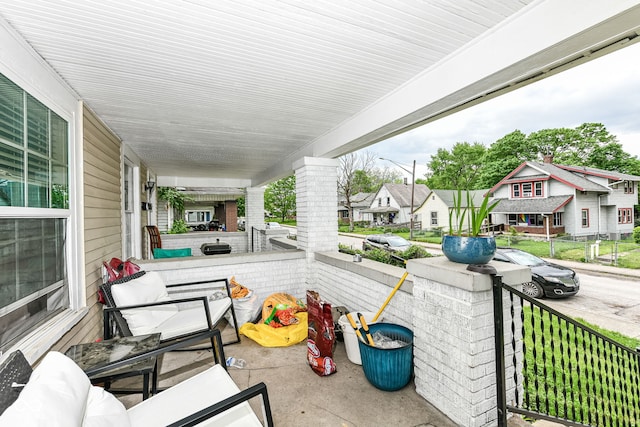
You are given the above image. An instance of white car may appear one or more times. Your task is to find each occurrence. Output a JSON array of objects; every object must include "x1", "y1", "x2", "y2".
[{"x1": 266, "y1": 222, "x2": 281, "y2": 229}]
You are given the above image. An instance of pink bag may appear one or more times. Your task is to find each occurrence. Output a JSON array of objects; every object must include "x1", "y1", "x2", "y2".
[{"x1": 99, "y1": 258, "x2": 141, "y2": 304}]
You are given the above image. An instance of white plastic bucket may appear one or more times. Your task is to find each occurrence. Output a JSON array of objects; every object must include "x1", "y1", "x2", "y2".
[{"x1": 338, "y1": 311, "x2": 383, "y2": 365}]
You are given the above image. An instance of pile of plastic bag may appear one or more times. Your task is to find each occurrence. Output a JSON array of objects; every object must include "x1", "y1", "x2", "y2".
[{"x1": 239, "y1": 292, "x2": 308, "y2": 347}]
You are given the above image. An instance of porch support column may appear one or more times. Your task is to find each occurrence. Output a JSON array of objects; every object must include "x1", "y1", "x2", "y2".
[
  {"x1": 245, "y1": 187, "x2": 265, "y2": 249},
  {"x1": 407, "y1": 257, "x2": 529, "y2": 427},
  {"x1": 294, "y1": 157, "x2": 338, "y2": 255}
]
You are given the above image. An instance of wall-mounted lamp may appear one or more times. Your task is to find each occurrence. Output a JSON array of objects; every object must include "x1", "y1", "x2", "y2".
[{"x1": 145, "y1": 180, "x2": 155, "y2": 192}]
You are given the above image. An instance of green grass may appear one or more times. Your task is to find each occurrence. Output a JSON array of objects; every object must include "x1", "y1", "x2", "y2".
[{"x1": 521, "y1": 305, "x2": 640, "y2": 425}]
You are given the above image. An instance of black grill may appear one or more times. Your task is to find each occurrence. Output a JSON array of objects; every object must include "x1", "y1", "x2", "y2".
[{"x1": 201, "y1": 241, "x2": 231, "y2": 255}]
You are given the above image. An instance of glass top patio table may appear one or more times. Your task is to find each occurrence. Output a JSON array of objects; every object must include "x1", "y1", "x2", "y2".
[{"x1": 65, "y1": 333, "x2": 161, "y2": 399}]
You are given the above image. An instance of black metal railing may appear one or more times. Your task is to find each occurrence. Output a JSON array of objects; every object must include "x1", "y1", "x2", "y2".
[{"x1": 495, "y1": 280, "x2": 640, "y2": 426}]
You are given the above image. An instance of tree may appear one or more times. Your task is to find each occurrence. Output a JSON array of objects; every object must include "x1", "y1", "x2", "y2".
[
  {"x1": 338, "y1": 151, "x2": 377, "y2": 231},
  {"x1": 425, "y1": 142, "x2": 486, "y2": 190},
  {"x1": 476, "y1": 130, "x2": 534, "y2": 188},
  {"x1": 264, "y1": 175, "x2": 296, "y2": 222},
  {"x1": 587, "y1": 142, "x2": 640, "y2": 175},
  {"x1": 527, "y1": 127, "x2": 582, "y2": 164}
]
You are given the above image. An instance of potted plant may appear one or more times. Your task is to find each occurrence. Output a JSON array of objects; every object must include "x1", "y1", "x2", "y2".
[{"x1": 442, "y1": 189, "x2": 499, "y2": 264}]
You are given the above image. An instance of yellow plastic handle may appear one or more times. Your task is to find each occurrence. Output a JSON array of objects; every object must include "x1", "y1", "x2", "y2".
[
  {"x1": 346, "y1": 313, "x2": 365, "y2": 343},
  {"x1": 358, "y1": 312, "x2": 375, "y2": 346}
]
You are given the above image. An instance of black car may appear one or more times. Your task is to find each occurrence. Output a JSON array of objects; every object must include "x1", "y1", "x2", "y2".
[
  {"x1": 362, "y1": 234, "x2": 411, "y2": 253},
  {"x1": 493, "y1": 248, "x2": 580, "y2": 298}
]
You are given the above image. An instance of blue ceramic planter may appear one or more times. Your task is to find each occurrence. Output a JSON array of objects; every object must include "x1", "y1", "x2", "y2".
[{"x1": 441, "y1": 235, "x2": 496, "y2": 264}]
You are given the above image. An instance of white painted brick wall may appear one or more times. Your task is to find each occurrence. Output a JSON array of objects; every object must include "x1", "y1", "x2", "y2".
[
  {"x1": 409, "y1": 258, "x2": 525, "y2": 427},
  {"x1": 245, "y1": 187, "x2": 265, "y2": 250},
  {"x1": 295, "y1": 158, "x2": 338, "y2": 254},
  {"x1": 313, "y1": 258, "x2": 413, "y2": 327},
  {"x1": 140, "y1": 254, "x2": 308, "y2": 304}
]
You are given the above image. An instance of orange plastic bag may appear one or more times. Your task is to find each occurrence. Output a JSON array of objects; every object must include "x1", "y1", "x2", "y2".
[{"x1": 260, "y1": 293, "x2": 306, "y2": 323}]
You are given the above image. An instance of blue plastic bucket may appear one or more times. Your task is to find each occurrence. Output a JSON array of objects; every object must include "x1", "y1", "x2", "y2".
[{"x1": 358, "y1": 323, "x2": 413, "y2": 391}]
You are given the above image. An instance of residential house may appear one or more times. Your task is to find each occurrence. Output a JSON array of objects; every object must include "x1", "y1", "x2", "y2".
[
  {"x1": 363, "y1": 183, "x2": 429, "y2": 226},
  {"x1": 415, "y1": 189, "x2": 489, "y2": 232},
  {"x1": 337, "y1": 192, "x2": 375, "y2": 224},
  {"x1": 490, "y1": 157, "x2": 640, "y2": 239},
  {"x1": 0, "y1": 3, "x2": 637, "y2": 426}
]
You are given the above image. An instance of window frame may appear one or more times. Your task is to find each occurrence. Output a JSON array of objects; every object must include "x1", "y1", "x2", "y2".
[
  {"x1": 581, "y1": 209, "x2": 589, "y2": 228},
  {"x1": 553, "y1": 212, "x2": 563, "y2": 226},
  {"x1": 430, "y1": 211, "x2": 438, "y2": 226},
  {"x1": 624, "y1": 180, "x2": 634, "y2": 194},
  {"x1": 618, "y1": 208, "x2": 633, "y2": 224},
  {"x1": 0, "y1": 51, "x2": 83, "y2": 363}
]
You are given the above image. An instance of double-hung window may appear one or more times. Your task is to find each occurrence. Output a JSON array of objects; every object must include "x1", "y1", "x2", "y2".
[{"x1": 0, "y1": 73, "x2": 71, "y2": 353}]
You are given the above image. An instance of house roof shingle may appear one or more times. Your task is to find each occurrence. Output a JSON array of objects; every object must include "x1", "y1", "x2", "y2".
[
  {"x1": 492, "y1": 195, "x2": 574, "y2": 214},
  {"x1": 383, "y1": 183, "x2": 430, "y2": 208}
]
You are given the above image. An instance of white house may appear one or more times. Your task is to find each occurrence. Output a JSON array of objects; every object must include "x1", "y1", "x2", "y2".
[
  {"x1": 338, "y1": 192, "x2": 375, "y2": 224},
  {"x1": 415, "y1": 189, "x2": 488, "y2": 232},
  {"x1": 363, "y1": 183, "x2": 429, "y2": 226},
  {"x1": 490, "y1": 158, "x2": 640, "y2": 239}
]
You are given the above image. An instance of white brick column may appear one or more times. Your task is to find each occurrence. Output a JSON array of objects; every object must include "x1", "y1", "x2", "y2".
[
  {"x1": 245, "y1": 187, "x2": 265, "y2": 250},
  {"x1": 294, "y1": 157, "x2": 338, "y2": 255},
  {"x1": 407, "y1": 257, "x2": 529, "y2": 427}
]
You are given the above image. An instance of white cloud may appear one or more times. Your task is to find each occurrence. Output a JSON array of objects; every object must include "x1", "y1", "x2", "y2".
[{"x1": 371, "y1": 41, "x2": 640, "y2": 171}]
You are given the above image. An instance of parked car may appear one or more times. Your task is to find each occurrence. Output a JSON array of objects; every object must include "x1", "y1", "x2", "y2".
[
  {"x1": 362, "y1": 234, "x2": 411, "y2": 253},
  {"x1": 492, "y1": 248, "x2": 580, "y2": 298},
  {"x1": 266, "y1": 222, "x2": 281, "y2": 229}
]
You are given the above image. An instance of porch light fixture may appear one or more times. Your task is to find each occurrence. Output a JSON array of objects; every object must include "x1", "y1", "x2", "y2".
[
  {"x1": 145, "y1": 180, "x2": 155, "y2": 192},
  {"x1": 380, "y1": 158, "x2": 416, "y2": 241}
]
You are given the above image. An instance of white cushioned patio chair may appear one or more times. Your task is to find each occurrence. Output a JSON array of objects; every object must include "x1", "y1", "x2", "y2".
[
  {"x1": 0, "y1": 331, "x2": 273, "y2": 426},
  {"x1": 101, "y1": 271, "x2": 241, "y2": 350}
]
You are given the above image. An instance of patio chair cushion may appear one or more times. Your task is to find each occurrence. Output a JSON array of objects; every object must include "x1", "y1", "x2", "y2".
[
  {"x1": 110, "y1": 271, "x2": 179, "y2": 336},
  {"x1": 127, "y1": 364, "x2": 261, "y2": 426},
  {"x1": 156, "y1": 298, "x2": 232, "y2": 340},
  {"x1": 153, "y1": 247, "x2": 192, "y2": 258},
  {"x1": 0, "y1": 351, "x2": 129, "y2": 427}
]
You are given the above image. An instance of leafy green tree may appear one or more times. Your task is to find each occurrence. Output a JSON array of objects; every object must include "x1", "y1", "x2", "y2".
[
  {"x1": 476, "y1": 130, "x2": 533, "y2": 188},
  {"x1": 527, "y1": 127, "x2": 581, "y2": 164},
  {"x1": 426, "y1": 142, "x2": 486, "y2": 190},
  {"x1": 587, "y1": 142, "x2": 640, "y2": 175},
  {"x1": 264, "y1": 175, "x2": 296, "y2": 222}
]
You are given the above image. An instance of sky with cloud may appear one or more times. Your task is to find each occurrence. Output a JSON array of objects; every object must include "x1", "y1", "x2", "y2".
[{"x1": 368, "y1": 41, "x2": 640, "y2": 180}]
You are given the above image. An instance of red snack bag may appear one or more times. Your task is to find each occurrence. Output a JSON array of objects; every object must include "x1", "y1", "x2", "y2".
[{"x1": 306, "y1": 290, "x2": 337, "y2": 376}]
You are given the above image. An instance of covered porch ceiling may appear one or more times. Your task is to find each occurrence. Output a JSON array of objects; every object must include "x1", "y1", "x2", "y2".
[{"x1": 0, "y1": 1, "x2": 639, "y2": 189}]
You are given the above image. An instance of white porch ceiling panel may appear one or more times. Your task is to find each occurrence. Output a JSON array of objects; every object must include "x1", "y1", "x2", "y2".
[{"x1": 0, "y1": 1, "x2": 638, "y2": 186}]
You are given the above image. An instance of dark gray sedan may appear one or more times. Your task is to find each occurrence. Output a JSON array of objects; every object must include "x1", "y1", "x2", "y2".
[{"x1": 493, "y1": 248, "x2": 580, "y2": 298}]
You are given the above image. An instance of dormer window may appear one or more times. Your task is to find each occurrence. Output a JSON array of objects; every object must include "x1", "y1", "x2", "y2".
[{"x1": 512, "y1": 180, "x2": 544, "y2": 198}]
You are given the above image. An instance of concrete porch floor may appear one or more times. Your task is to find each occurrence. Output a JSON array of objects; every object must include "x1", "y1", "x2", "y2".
[{"x1": 115, "y1": 324, "x2": 536, "y2": 426}]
